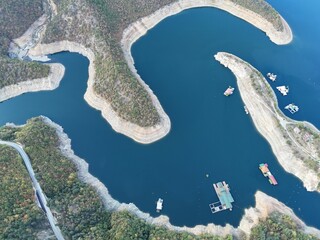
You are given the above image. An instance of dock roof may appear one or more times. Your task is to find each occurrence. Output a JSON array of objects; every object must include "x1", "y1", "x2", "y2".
[{"x1": 214, "y1": 182, "x2": 234, "y2": 209}]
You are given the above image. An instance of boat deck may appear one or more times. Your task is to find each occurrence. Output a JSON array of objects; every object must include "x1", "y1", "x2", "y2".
[
  {"x1": 209, "y1": 181, "x2": 234, "y2": 213},
  {"x1": 156, "y1": 198, "x2": 163, "y2": 212},
  {"x1": 224, "y1": 86, "x2": 234, "y2": 96},
  {"x1": 267, "y1": 72, "x2": 277, "y2": 81},
  {"x1": 276, "y1": 86, "x2": 289, "y2": 96},
  {"x1": 285, "y1": 103, "x2": 299, "y2": 114},
  {"x1": 259, "y1": 163, "x2": 278, "y2": 185}
]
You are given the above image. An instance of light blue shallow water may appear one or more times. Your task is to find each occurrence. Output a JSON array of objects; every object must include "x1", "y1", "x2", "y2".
[{"x1": 1, "y1": 0, "x2": 319, "y2": 228}]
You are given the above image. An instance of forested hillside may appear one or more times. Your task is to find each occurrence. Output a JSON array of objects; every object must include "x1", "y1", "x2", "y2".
[
  {"x1": 0, "y1": 0, "x2": 50, "y2": 89},
  {"x1": 250, "y1": 213, "x2": 318, "y2": 240},
  {"x1": 0, "y1": 145, "x2": 53, "y2": 239}
]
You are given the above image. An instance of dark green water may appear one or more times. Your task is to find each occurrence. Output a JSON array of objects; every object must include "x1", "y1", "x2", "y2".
[{"x1": 1, "y1": 0, "x2": 320, "y2": 228}]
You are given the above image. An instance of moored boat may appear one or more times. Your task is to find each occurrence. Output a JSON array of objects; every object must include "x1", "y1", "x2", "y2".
[
  {"x1": 224, "y1": 86, "x2": 234, "y2": 96},
  {"x1": 267, "y1": 72, "x2": 277, "y2": 81},
  {"x1": 276, "y1": 85, "x2": 289, "y2": 96},
  {"x1": 156, "y1": 198, "x2": 163, "y2": 212},
  {"x1": 285, "y1": 103, "x2": 299, "y2": 114},
  {"x1": 259, "y1": 163, "x2": 278, "y2": 185}
]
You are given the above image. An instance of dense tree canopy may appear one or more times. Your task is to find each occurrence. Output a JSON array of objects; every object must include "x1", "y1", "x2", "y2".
[{"x1": 0, "y1": 0, "x2": 50, "y2": 88}]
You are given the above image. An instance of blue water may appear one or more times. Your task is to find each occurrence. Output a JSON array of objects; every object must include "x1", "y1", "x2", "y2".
[{"x1": 1, "y1": 0, "x2": 320, "y2": 228}]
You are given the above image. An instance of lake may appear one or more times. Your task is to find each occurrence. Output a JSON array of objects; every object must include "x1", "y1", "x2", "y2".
[{"x1": 1, "y1": 0, "x2": 319, "y2": 229}]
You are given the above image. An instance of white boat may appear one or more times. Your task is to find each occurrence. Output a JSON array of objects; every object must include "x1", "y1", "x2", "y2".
[
  {"x1": 276, "y1": 86, "x2": 289, "y2": 96},
  {"x1": 267, "y1": 73, "x2": 277, "y2": 81},
  {"x1": 156, "y1": 198, "x2": 163, "y2": 212},
  {"x1": 285, "y1": 103, "x2": 299, "y2": 114}
]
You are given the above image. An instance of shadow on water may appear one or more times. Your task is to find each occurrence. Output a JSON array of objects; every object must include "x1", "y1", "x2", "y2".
[{"x1": 1, "y1": 3, "x2": 320, "y2": 228}]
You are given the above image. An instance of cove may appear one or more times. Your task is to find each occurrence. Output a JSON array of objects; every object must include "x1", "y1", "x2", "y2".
[{"x1": 1, "y1": 2, "x2": 320, "y2": 229}]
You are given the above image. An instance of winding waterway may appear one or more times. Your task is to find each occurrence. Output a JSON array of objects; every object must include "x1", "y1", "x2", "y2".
[{"x1": 1, "y1": 0, "x2": 320, "y2": 228}]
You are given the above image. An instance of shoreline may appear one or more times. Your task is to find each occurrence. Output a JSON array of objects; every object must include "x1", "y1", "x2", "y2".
[
  {"x1": 121, "y1": 0, "x2": 293, "y2": 54},
  {"x1": 29, "y1": 116, "x2": 319, "y2": 238},
  {"x1": 0, "y1": 63, "x2": 65, "y2": 103},
  {"x1": 40, "y1": 116, "x2": 237, "y2": 237},
  {"x1": 26, "y1": 0, "x2": 292, "y2": 144},
  {"x1": 215, "y1": 52, "x2": 320, "y2": 192},
  {"x1": 28, "y1": 41, "x2": 171, "y2": 144},
  {"x1": 3, "y1": 0, "x2": 319, "y2": 238},
  {"x1": 3, "y1": 117, "x2": 320, "y2": 237}
]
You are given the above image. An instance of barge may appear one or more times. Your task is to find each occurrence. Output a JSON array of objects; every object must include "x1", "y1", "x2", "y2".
[
  {"x1": 259, "y1": 163, "x2": 278, "y2": 185},
  {"x1": 209, "y1": 181, "x2": 234, "y2": 213}
]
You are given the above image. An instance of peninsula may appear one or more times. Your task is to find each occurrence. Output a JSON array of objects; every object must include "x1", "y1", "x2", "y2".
[
  {"x1": 215, "y1": 52, "x2": 320, "y2": 192},
  {"x1": 2, "y1": 0, "x2": 292, "y2": 143}
]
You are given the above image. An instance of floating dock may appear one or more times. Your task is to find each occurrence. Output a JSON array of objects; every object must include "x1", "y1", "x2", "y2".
[
  {"x1": 267, "y1": 73, "x2": 277, "y2": 81},
  {"x1": 224, "y1": 86, "x2": 234, "y2": 96},
  {"x1": 259, "y1": 163, "x2": 278, "y2": 185},
  {"x1": 285, "y1": 103, "x2": 299, "y2": 114},
  {"x1": 156, "y1": 198, "x2": 163, "y2": 212},
  {"x1": 209, "y1": 181, "x2": 234, "y2": 213},
  {"x1": 276, "y1": 86, "x2": 289, "y2": 96}
]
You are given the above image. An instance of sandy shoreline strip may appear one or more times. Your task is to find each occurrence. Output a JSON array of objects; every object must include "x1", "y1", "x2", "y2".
[
  {"x1": 8, "y1": 116, "x2": 313, "y2": 238},
  {"x1": 215, "y1": 52, "x2": 320, "y2": 192}
]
